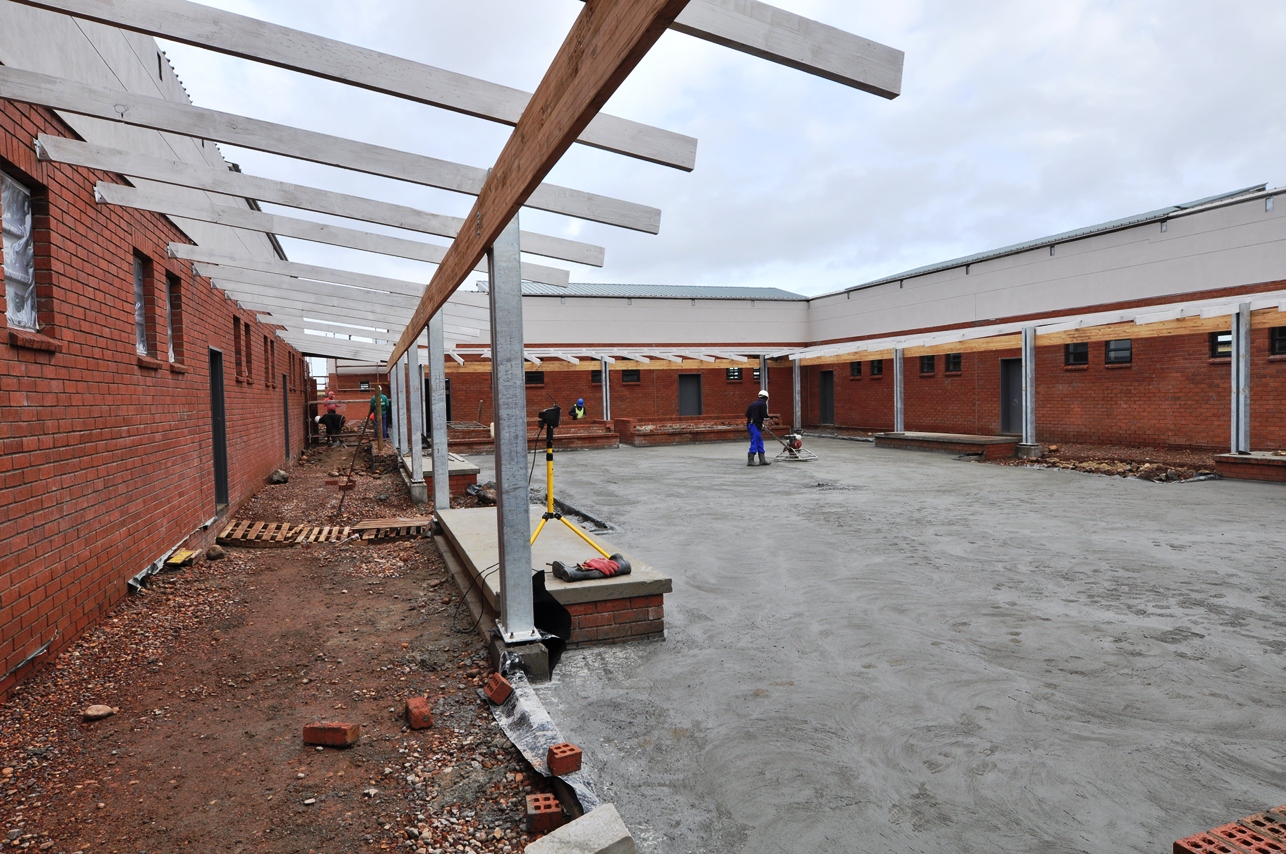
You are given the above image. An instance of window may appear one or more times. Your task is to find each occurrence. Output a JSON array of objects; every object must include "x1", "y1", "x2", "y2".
[
  {"x1": 622, "y1": 369, "x2": 641, "y2": 383},
  {"x1": 243, "y1": 321, "x2": 253, "y2": 380},
  {"x1": 233, "y1": 317, "x2": 243, "y2": 376},
  {"x1": 1209, "y1": 331, "x2": 1232, "y2": 359},
  {"x1": 269, "y1": 338, "x2": 276, "y2": 386},
  {"x1": 591, "y1": 369, "x2": 602, "y2": 384},
  {"x1": 133, "y1": 253, "x2": 149, "y2": 356},
  {"x1": 945, "y1": 353, "x2": 962, "y2": 373},
  {"x1": 849, "y1": 361, "x2": 861, "y2": 377},
  {"x1": 1105, "y1": 339, "x2": 1132, "y2": 364},
  {"x1": 726, "y1": 367, "x2": 743, "y2": 381},
  {"x1": 870, "y1": 359, "x2": 884, "y2": 377},
  {"x1": 164, "y1": 272, "x2": 180, "y2": 362},
  {"x1": 2, "y1": 171, "x2": 36, "y2": 329},
  {"x1": 263, "y1": 335, "x2": 272, "y2": 385},
  {"x1": 1065, "y1": 342, "x2": 1089, "y2": 366},
  {"x1": 525, "y1": 371, "x2": 545, "y2": 385},
  {"x1": 359, "y1": 380, "x2": 370, "y2": 391},
  {"x1": 1273, "y1": 328, "x2": 1286, "y2": 356},
  {"x1": 919, "y1": 355, "x2": 935, "y2": 374},
  {"x1": 752, "y1": 367, "x2": 761, "y2": 383}
]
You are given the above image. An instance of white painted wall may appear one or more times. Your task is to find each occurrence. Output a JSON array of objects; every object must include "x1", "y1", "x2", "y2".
[{"x1": 0, "y1": 4, "x2": 278, "y2": 261}]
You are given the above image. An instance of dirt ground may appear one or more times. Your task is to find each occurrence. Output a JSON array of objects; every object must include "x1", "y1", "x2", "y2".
[
  {"x1": 992, "y1": 441, "x2": 1220, "y2": 480},
  {"x1": 0, "y1": 444, "x2": 550, "y2": 854}
]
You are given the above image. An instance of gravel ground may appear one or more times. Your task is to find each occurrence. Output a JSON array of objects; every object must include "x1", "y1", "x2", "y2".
[{"x1": 0, "y1": 444, "x2": 552, "y2": 854}]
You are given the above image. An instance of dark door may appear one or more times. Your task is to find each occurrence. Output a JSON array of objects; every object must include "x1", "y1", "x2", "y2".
[
  {"x1": 209, "y1": 349, "x2": 230, "y2": 509},
  {"x1": 819, "y1": 370, "x2": 835, "y2": 425},
  {"x1": 1000, "y1": 358, "x2": 1023, "y2": 434},
  {"x1": 423, "y1": 377, "x2": 453, "y2": 436},
  {"x1": 678, "y1": 374, "x2": 702, "y2": 416},
  {"x1": 282, "y1": 373, "x2": 290, "y2": 459}
]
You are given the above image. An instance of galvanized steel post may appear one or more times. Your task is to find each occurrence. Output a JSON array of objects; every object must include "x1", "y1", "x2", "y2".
[
  {"x1": 792, "y1": 357, "x2": 802, "y2": 432},
  {"x1": 1021, "y1": 327, "x2": 1036, "y2": 445},
  {"x1": 893, "y1": 348, "x2": 905, "y2": 433},
  {"x1": 488, "y1": 214, "x2": 539, "y2": 644},
  {"x1": 428, "y1": 312, "x2": 450, "y2": 510},
  {"x1": 408, "y1": 335, "x2": 425, "y2": 484},
  {"x1": 600, "y1": 357, "x2": 611, "y2": 421},
  {"x1": 759, "y1": 355, "x2": 768, "y2": 394},
  {"x1": 1232, "y1": 302, "x2": 1251, "y2": 453},
  {"x1": 390, "y1": 357, "x2": 403, "y2": 456}
]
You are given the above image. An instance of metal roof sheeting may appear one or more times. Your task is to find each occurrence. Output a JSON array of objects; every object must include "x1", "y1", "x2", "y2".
[{"x1": 835, "y1": 184, "x2": 1269, "y2": 296}]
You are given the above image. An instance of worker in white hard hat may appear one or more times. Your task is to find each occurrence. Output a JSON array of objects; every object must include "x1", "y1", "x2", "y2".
[{"x1": 745, "y1": 388, "x2": 771, "y2": 466}]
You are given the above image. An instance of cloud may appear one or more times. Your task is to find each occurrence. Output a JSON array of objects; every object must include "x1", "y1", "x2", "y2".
[{"x1": 160, "y1": 0, "x2": 1286, "y2": 297}]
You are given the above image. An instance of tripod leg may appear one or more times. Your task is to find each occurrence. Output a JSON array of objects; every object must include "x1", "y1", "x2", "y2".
[
  {"x1": 559, "y1": 515, "x2": 612, "y2": 558},
  {"x1": 530, "y1": 516, "x2": 549, "y2": 546}
]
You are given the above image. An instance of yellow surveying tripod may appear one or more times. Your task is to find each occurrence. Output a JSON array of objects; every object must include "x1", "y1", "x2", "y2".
[{"x1": 529, "y1": 405, "x2": 611, "y2": 558}]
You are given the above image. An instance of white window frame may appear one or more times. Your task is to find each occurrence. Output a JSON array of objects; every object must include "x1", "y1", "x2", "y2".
[
  {"x1": 164, "y1": 272, "x2": 176, "y2": 362},
  {"x1": 2, "y1": 171, "x2": 36, "y2": 330}
]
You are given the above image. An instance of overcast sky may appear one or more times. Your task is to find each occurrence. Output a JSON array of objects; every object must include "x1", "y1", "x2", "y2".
[{"x1": 159, "y1": 1, "x2": 1286, "y2": 297}]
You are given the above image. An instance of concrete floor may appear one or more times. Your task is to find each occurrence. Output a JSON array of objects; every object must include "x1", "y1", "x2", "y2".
[{"x1": 468, "y1": 438, "x2": 1286, "y2": 853}]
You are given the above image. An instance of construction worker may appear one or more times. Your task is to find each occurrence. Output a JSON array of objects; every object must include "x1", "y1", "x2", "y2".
[
  {"x1": 369, "y1": 386, "x2": 390, "y2": 438},
  {"x1": 745, "y1": 389, "x2": 770, "y2": 466},
  {"x1": 570, "y1": 398, "x2": 587, "y2": 420}
]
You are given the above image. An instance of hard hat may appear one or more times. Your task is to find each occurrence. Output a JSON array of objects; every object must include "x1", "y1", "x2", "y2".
[
  {"x1": 758, "y1": 389, "x2": 769, "y2": 398},
  {"x1": 576, "y1": 398, "x2": 584, "y2": 406}
]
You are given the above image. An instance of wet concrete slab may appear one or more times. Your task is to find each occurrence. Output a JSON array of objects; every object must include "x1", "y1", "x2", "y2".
[{"x1": 465, "y1": 439, "x2": 1286, "y2": 853}]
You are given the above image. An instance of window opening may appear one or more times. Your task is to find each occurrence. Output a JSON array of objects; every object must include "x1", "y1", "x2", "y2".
[
  {"x1": 1, "y1": 172, "x2": 36, "y2": 329},
  {"x1": 870, "y1": 359, "x2": 884, "y2": 376},
  {"x1": 1105, "y1": 339, "x2": 1132, "y2": 364},
  {"x1": 1209, "y1": 331, "x2": 1232, "y2": 359},
  {"x1": 945, "y1": 353, "x2": 962, "y2": 373},
  {"x1": 919, "y1": 355, "x2": 935, "y2": 374},
  {"x1": 133, "y1": 253, "x2": 149, "y2": 356},
  {"x1": 849, "y1": 361, "x2": 861, "y2": 377},
  {"x1": 524, "y1": 371, "x2": 545, "y2": 385},
  {"x1": 726, "y1": 367, "x2": 742, "y2": 381},
  {"x1": 621, "y1": 369, "x2": 641, "y2": 383},
  {"x1": 1064, "y1": 342, "x2": 1089, "y2": 366},
  {"x1": 1271, "y1": 327, "x2": 1286, "y2": 356}
]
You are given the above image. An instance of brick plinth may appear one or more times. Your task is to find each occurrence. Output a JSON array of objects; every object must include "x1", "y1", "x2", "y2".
[
  {"x1": 1215, "y1": 454, "x2": 1286, "y2": 483},
  {"x1": 874, "y1": 434, "x2": 1018, "y2": 459},
  {"x1": 563, "y1": 595, "x2": 664, "y2": 646}
]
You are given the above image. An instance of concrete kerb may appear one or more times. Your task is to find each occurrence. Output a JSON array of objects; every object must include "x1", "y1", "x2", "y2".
[{"x1": 524, "y1": 804, "x2": 636, "y2": 854}]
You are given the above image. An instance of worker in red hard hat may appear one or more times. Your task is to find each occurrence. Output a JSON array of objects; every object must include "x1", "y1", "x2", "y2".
[{"x1": 745, "y1": 389, "x2": 770, "y2": 466}]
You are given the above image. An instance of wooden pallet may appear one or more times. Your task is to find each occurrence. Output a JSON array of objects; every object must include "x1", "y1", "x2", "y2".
[
  {"x1": 352, "y1": 517, "x2": 433, "y2": 542},
  {"x1": 217, "y1": 518, "x2": 426, "y2": 548},
  {"x1": 218, "y1": 521, "x2": 351, "y2": 548}
]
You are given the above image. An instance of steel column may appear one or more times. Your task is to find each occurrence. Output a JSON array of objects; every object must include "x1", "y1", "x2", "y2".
[
  {"x1": 1021, "y1": 327, "x2": 1036, "y2": 445},
  {"x1": 391, "y1": 357, "x2": 404, "y2": 455},
  {"x1": 893, "y1": 348, "x2": 905, "y2": 432},
  {"x1": 488, "y1": 214, "x2": 539, "y2": 644},
  {"x1": 792, "y1": 358, "x2": 802, "y2": 432},
  {"x1": 428, "y1": 312, "x2": 450, "y2": 510},
  {"x1": 600, "y1": 357, "x2": 611, "y2": 421},
  {"x1": 759, "y1": 355, "x2": 768, "y2": 394},
  {"x1": 408, "y1": 336, "x2": 425, "y2": 484},
  {"x1": 1232, "y1": 302, "x2": 1252, "y2": 453}
]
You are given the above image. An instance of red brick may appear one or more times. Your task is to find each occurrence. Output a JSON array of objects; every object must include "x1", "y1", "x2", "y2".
[
  {"x1": 302, "y1": 721, "x2": 360, "y2": 748},
  {"x1": 1174, "y1": 831, "x2": 1242, "y2": 854},
  {"x1": 405, "y1": 697, "x2": 433, "y2": 730},
  {"x1": 484, "y1": 672, "x2": 512, "y2": 705},
  {"x1": 546, "y1": 742, "x2": 582, "y2": 776},
  {"x1": 526, "y1": 793, "x2": 564, "y2": 834},
  {"x1": 1210, "y1": 823, "x2": 1286, "y2": 854}
]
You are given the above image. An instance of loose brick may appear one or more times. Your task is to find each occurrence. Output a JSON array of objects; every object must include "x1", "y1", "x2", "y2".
[
  {"x1": 302, "y1": 721, "x2": 360, "y2": 748},
  {"x1": 1174, "y1": 831, "x2": 1242, "y2": 854},
  {"x1": 546, "y1": 742, "x2": 582, "y2": 776},
  {"x1": 484, "y1": 672, "x2": 513, "y2": 705},
  {"x1": 1211, "y1": 823, "x2": 1286, "y2": 854},
  {"x1": 405, "y1": 697, "x2": 433, "y2": 730},
  {"x1": 526, "y1": 793, "x2": 564, "y2": 834}
]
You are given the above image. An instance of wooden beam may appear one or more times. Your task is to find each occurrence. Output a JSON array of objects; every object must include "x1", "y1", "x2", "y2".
[
  {"x1": 12, "y1": 0, "x2": 697, "y2": 171},
  {"x1": 671, "y1": 0, "x2": 903, "y2": 98},
  {"x1": 37, "y1": 135, "x2": 604, "y2": 266},
  {"x1": 97, "y1": 182, "x2": 571, "y2": 286},
  {"x1": 0, "y1": 66, "x2": 661, "y2": 232},
  {"x1": 387, "y1": 0, "x2": 691, "y2": 366}
]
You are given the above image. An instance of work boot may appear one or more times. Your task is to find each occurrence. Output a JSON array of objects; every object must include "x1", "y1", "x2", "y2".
[
  {"x1": 758, "y1": 452, "x2": 770, "y2": 466},
  {"x1": 747, "y1": 453, "x2": 757, "y2": 466}
]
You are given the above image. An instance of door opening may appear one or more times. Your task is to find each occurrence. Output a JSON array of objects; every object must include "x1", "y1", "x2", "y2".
[
  {"x1": 209, "y1": 349, "x2": 230, "y2": 509},
  {"x1": 1000, "y1": 358, "x2": 1023, "y2": 435},
  {"x1": 678, "y1": 374, "x2": 702, "y2": 416}
]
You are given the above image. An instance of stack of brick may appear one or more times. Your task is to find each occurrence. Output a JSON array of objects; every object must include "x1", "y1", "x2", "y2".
[
  {"x1": 1175, "y1": 806, "x2": 1286, "y2": 853},
  {"x1": 564, "y1": 594, "x2": 664, "y2": 646}
]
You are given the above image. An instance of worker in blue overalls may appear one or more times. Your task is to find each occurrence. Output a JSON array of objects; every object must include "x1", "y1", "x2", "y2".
[{"x1": 745, "y1": 389, "x2": 770, "y2": 466}]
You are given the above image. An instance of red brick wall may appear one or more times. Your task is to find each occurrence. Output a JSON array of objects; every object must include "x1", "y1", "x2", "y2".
[
  {"x1": 801, "y1": 332, "x2": 1286, "y2": 449},
  {"x1": 0, "y1": 100, "x2": 308, "y2": 697}
]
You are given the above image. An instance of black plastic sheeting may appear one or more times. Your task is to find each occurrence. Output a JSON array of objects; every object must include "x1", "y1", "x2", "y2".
[{"x1": 479, "y1": 667, "x2": 601, "y2": 815}]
